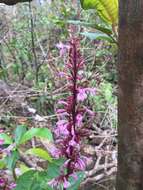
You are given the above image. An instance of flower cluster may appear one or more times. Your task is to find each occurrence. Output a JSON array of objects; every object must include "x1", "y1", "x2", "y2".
[
  {"x1": 0, "y1": 178, "x2": 16, "y2": 190},
  {"x1": 49, "y1": 38, "x2": 95, "y2": 189}
]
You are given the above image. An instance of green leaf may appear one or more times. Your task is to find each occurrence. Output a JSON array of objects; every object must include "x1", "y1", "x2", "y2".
[
  {"x1": 19, "y1": 164, "x2": 31, "y2": 174},
  {"x1": 15, "y1": 170, "x2": 53, "y2": 190},
  {"x1": 20, "y1": 128, "x2": 53, "y2": 144},
  {"x1": 103, "y1": 83, "x2": 113, "y2": 102},
  {"x1": 67, "y1": 20, "x2": 112, "y2": 35},
  {"x1": 0, "y1": 133, "x2": 12, "y2": 144},
  {"x1": 14, "y1": 125, "x2": 27, "y2": 145},
  {"x1": 0, "y1": 159, "x2": 6, "y2": 169},
  {"x1": 26, "y1": 148, "x2": 52, "y2": 162},
  {"x1": 67, "y1": 172, "x2": 85, "y2": 190},
  {"x1": 5, "y1": 150, "x2": 20, "y2": 170},
  {"x1": 46, "y1": 158, "x2": 65, "y2": 179},
  {"x1": 81, "y1": 32, "x2": 114, "y2": 43},
  {"x1": 80, "y1": 0, "x2": 118, "y2": 25}
]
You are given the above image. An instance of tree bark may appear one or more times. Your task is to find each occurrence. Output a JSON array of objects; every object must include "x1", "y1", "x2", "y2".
[
  {"x1": 0, "y1": 0, "x2": 32, "y2": 5},
  {"x1": 117, "y1": 0, "x2": 143, "y2": 190}
]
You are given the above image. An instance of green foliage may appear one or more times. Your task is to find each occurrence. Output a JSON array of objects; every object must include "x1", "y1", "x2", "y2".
[
  {"x1": 15, "y1": 159, "x2": 68, "y2": 190},
  {"x1": 5, "y1": 150, "x2": 20, "y2": 170},
  {"x1": 0, "y1": 1, "x2": 117, "y2": 189},
  {"x1": 92, "y1": 81, "x2": 115, "y2": 111},
  {"x1": 0, "y1": 133, "x2": 13, "y2": 144},
  {"x1": 65, "y1": 20, "x2": 112, "y2": 35},
  {"x1": 20, "y1": 128, "x2": 53, "y2": 144},
  {"x1": 25, "y1": 148, "x2": 53, "y2": 162},
  {"x1": 80, "y1": 0, "x2": 118, "y2": 25},
  {"x1": 14, "y1": 125, "x2": 27, "y2": 145},
  {"x1": 46, "y1": 158, "x2": 65, "y2": 179},
  {"x1": 1, "y1": 126, "x2": 53, "y2": 173},
  {"x1": 81, "y1": 32, "x2": 114, "y2": 43},
  {"x1": 14, "y1": 170, "x2": 52, "y2": 190},
  {"x1": 0, "y1": 159, "x2": 6, "y2": 169},
  {"x1": 67, "y1": 172, "x2": 85, "y2": 190}
]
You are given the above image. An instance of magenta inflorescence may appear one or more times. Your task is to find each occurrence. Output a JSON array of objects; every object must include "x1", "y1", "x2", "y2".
[{"x1": 49, "y1": 38, "x2": 95, "y2": 189}]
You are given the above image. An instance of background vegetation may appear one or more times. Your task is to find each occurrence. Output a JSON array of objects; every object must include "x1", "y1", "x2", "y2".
[{"x1": 0, "y1": 1, "x2": 117, "y2": 189}]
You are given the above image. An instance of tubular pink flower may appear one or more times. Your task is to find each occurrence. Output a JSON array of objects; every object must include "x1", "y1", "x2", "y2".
[
  {"x1": 74, "y1": 157, "x2": 86, "y2": 171},
  {"x1": 48, "y1": 178, "x2": 58, "y2": 188},
  {"x1": 0, "y1": 139, "x2": 4, "y2": 145},
  {"x1": 54, "y1": 123, "x2": 69, "y2": 137},
  {"x1": 56, "y1": 42, "x2": 70, "y2": 57},
  {"x1": 49, "y1": 146, "x2": 61, "y2": 158},
  {"x1": 48, "y1": 176, "x2": 70, "y2": 189},
  {"x1": 63, "y1": 179, "x2": 70, "y2": 188},
  {"x1": 9, "y1": 183, "x2": 17, "y2": 189},
  {"x1": 85, "y1": 107, "x2": 95, "y2": 116},
  {"x1": 77, "y1": 88, "x2": 87, "y2": 102},
  {"x1": 76, "y1": 114, "x2": 83, "y2": 127}
]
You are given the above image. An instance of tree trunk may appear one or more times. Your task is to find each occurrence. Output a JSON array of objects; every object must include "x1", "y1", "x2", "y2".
[
  {"x1": 117, "y1": 1, "x2": 143, "y2": 190},
  {"x1": 0, "y1": 0, "x2": 32, "y2": 5}
]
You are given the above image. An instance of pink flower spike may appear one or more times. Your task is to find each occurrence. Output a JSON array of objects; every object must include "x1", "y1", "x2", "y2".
[
  {"x1": 77, "y1": 88, "x2": 87, "y2": 102},
  {"x1": 50, "y1": 39, "x2": 90, "y2": 188}
]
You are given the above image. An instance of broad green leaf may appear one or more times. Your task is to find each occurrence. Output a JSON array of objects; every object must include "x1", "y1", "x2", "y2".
[
  {"x1": 81, "y1": 32, "x2": 114, "y2": 43},
  {"x1": 15, "y1": 170, "x2": 53, "y2": 190},
  {"x1": 20, "y1": 128, "x2": 53, "y2": 144},
  {"x1": 26, "y1": 148, "x2": 52, "y2": 162},
  {"x1": 5, "y1": 150, "x2": 20, "y2": 170},
  {"x1": 14, "y1": 125, "x2": 27, "y2": 145},
  {"x1": 0, "y1": 133, "x2": 12, "y2": 144},
  {"x1": 80, "y1": 0, "x2": 118, "y2": 25}
]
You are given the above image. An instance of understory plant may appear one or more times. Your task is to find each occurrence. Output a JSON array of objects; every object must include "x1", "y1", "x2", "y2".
[{"x1": 48, "y1": 38, "x2": 95, "y2": 189}]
